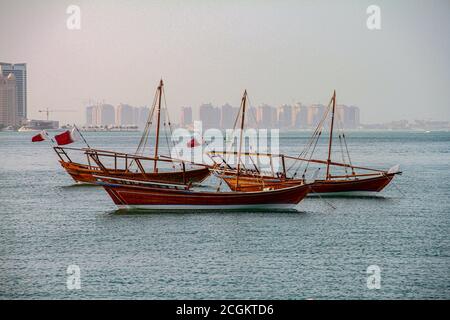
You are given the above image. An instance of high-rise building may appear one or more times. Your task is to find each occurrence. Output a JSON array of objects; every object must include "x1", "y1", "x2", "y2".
[
  {"x1": 293, "y1": 103, "x2": 308, "y2": 129},
  {"x1": 97, "y1": 104, "x2": 115, "y2": 126},
  {"x1": 158, "y1": 108, "x2": 170, "y2": 127},
  {"x1": 135, "y1": 106, "x2": 150, "y2": 129},
  {"x1": 336, "y1": 105, "x2": 347, "y2": 128},
  {"x1": 180, "y1": 106, "x2": 192, "y2": 127},
  {"x1": 0, "y1": 63, "x2": 27, "y2": 120},
  {"x1": 199, "y1": 103, "x2": 220, "y2": 129},
  {"x1": 0, "y1": 73, "x2": 18, "y2": 126},
  {"x1": 336, "y1": 105, "x2": 360, "y2": 129},
  {"x1": 85, "y1": 105, "x2": 95, "y2": 126},
  {"x1": 277, "y1": 104, "x2": 293, "y2": 128},
  {"x1": 220, "y1": 103, "x2": 239, "y2": 129},
  {"x1": 86, "y1": 104, "x2": 152, "y2": 128},
  {"x1": 307, "y1": 104, "x2": 326, "y2": 128},
  {"x1": 116, "y1": 103, "x2": 135, "y2": 126},
  {"x1": 256, "y1": 104, "x2": 276, "y2": 128},
  {"x1": 348, "y1": 106, "x2": 360, "y2": 129},
  {"x1": 247, "y1": 107, "x2": 258, "y2": 128}
]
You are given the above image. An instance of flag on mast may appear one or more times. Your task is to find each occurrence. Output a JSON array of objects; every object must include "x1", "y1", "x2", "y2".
[
  {"x1": 31, "y1": 130, "x2": 47, "y2": 142},
  {"x1": 187, "y1": 137, "x2": 201, "y2": 148},
  {"x1": 54, "y1": 128, "x2": 79, "y2": 145}
]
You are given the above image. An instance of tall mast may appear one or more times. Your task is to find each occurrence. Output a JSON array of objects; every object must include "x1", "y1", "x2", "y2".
[
  {"x1": 153, "y1": 79, "x2": 163, "y2": 172},
  {"x1": 326, "y1": 90, "x2": 336, "y2": 179},
  {"x1": 235, "y1": 90, "x2": 247, "y2": 189}
]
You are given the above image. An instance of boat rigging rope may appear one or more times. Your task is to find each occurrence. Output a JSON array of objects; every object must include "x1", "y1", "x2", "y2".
[
  {"x1": 215, "y1": 93, "x2": 246, "y2": 192},
  {"x1": 127, "y1": 87, "x2": 159, "y2": 171},
  {"x1": 308, "y1": 188, "x2": 337, "y2": 210},
  {"x1": 243, "y1": 95, "x2": 262, "y2": 177},
  {"x1": 342, "y1": 133, "x2": 355, "y2": 175},
  {"x1": 335, "y1": 109, "x2": 355, "y2": 176},
  {"x1": 300, "y1": 130, "x2": 322, "y2": 180},
  {"x1": 287, "y1": 128, "x2": 318, "y2": 174},
  {"x1": 390, "y1": 179, "x2": 406, "y2": 197},
  {"x1": 135, "y1": 88, "x2": 158, "y2": 156},
  {"x1": 287, "y1": 96, "x2": 333, "y2": 175},
  {"x1": 161, "y1": 106, "x2": 175, "y2": 169},
  {"x1": 290, "y1": 127, "x2": 323, "y2": 179},
  {"x1": 161, "y1": 86, "x2": 179, "y2": 167},
  {"x1": 338, "y1": 134, "x2": 349, "y2": 175},
  {"x1": 216, "y1": 92, "x2": 264, "y2": 191},
  {"x1": 289, "y1": 98, "x2": 333, "y2": 179}
]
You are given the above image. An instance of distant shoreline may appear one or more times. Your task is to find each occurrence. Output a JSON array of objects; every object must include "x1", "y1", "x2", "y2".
[{"x1": 2, "y1": 128, "x2": 449, "y2": 134}]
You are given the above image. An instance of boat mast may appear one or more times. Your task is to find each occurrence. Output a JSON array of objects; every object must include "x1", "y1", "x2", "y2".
[
  {"x1": 326, "y1": 90, "x2": 336, "y2": 179},
  {"x1": 153, "y1": 79, "x2": 163, "y2": 172},
  {"x1": 235, "y1": 90, "x2": 247, "y2": 189}
]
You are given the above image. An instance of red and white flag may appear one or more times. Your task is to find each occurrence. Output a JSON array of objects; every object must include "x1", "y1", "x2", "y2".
[
  {"x1": 31, "y1": 130, "x2": 47, "y2": 142},
  {"x1": 187, "y1": 137, "x2": 201, "y2": 148},
  {"x1": 54, "y1": 128, "x2": 78, "y2": 145}
]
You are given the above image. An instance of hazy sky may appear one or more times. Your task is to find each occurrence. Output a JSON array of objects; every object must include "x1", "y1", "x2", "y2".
[{"x1": 1, "y1": 0, "x2": 449, "y2": 124}]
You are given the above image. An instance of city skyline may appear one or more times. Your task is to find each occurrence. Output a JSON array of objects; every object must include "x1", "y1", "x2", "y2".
[
  {"x1": 0, "y1": 0, "x2": 449, "y2": 126},
  {"x1": 80, "y1": 101, "x2": 361, "y2": 130},
  {"x1": 80, "y1": 101, "x2": 449, "y2": 130}
]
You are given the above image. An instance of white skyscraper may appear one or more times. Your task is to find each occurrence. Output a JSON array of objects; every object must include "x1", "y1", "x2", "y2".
[
  {"x1": 85, "y1": 105, "x2": 96, "y2": 125},
  {"x1": 220, "y1": 103, "x2": 239, "y2": 129},
  {"x1": 135, "y1": 106, "x2": 150, "y2": 129},
  {"x1": 277, "y1": 104, "x2": 293, "y2": 128},
  {"x1": 199, "y1": 103, "x2": 220, "y2": 129},
  {"x1": 0, "y1": 73, "x2": 18, "y2": 126},
  {"x1": 293, "y1": 103, "x2": 308, "y2": 129},
  {"x1": 256, "y1": 104, "x2": 276, "y2": 128},
  {"x1": 180, "y1": 106, "x2": 193, "y2": 127},
  {"x1": 97, "y1": 104, "x2": 115, "y2": 126},
  {"x1": 0, "y1": 63, "x2": 27, "y2": 120},
  {"x1": 116, "y1": 103, "x2": 135, "y2": 125}
]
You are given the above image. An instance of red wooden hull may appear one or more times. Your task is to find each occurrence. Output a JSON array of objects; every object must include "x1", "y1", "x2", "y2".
[
  {"x1": 222, "y1": 175, "x2": 302, "y2": 192},
  {"x1": 59, "y1": 160, "x2": 211, "y2": 184},
  {"x1": 98, "y1": 180, "x2": 310, "y2": 210},
  {"x1": 222, "y1": 173, "x2": 398, "y2": 194},
  {"x1": 309, "y1": 173, "x2": 396, "y2": 194}
]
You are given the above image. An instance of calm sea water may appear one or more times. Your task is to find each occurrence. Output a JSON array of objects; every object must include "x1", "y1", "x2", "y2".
[{"x1": 0, "y1": 130, "x2": 449, "y2": 299}]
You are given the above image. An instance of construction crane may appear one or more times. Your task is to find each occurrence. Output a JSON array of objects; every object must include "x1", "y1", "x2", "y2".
[{"x1": 38, "y1": 108, "x2": 77, "y2": 120}]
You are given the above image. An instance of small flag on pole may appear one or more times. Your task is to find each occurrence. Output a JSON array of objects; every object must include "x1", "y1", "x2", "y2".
[
  {"x1": 54, "y1": 128, "x2": 78, "y2": 145},
  {"x1": 187, "y1": 137, "x2": 201, "y2": 148},
  {"x1": 31, "y1": 130, "x2": 47, "y2": 142}
]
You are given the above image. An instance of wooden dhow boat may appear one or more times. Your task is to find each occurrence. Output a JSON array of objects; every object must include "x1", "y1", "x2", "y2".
[
  {"x1": 92, "y1": 90, "x2": 310, "y2": 210},
  {"x1": 94, "y1": 173, "x2": 310, "y2": 210},
  {"x1": 211, "y1": 90, "x2": 401, "y2": 194},
  {"x1": 53, "y1": 80, "x2": 210, "y2": 184},
  {"x1": 210, "y1": 151, "x2": 399, "y2": 193},
  {"x1": 55, "y1": 147, "x2": 210, "y2": 184}
]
